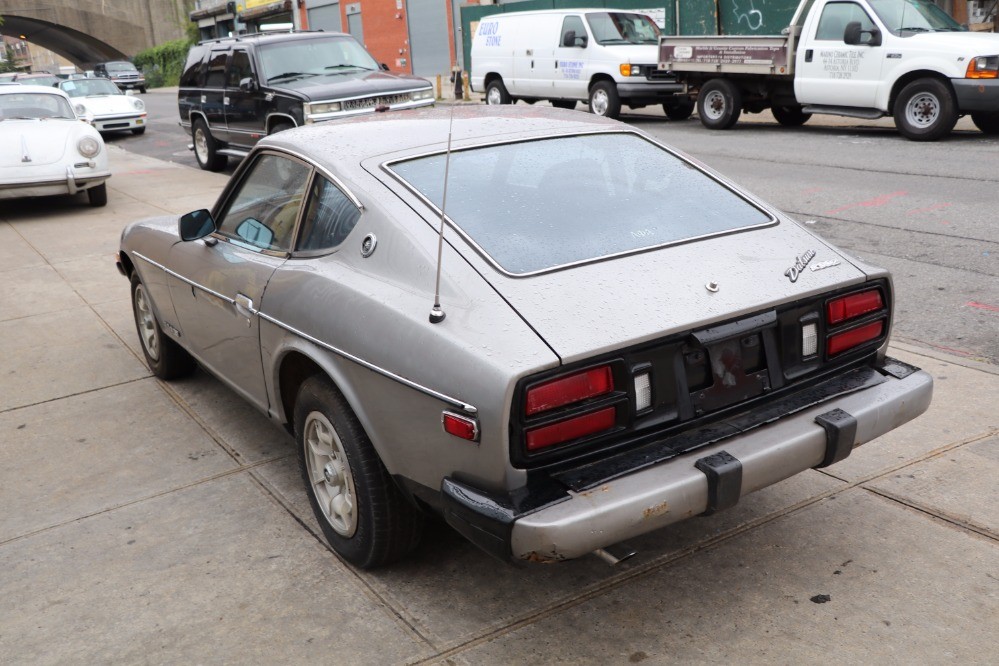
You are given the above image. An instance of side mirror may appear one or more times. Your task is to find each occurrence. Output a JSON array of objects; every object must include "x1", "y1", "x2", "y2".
[
  {"x1": 577, "y1": 35, "x2": 588, "y2": 48},
  {"x1": 179, "y1": 209, "x2": 216, "y2": 241},
  {"x1": 380, "y1": 62, "x2": 390, "y2": 72},
  {"x1": 239, "y1": 76, "x2": 257, "y2": 92},
  {"x1": 562, "y1": 30, "x2": 576, "y2": 47},
  {"x1": 844, "y1": 21, "x2": 882, "y2": 47}
]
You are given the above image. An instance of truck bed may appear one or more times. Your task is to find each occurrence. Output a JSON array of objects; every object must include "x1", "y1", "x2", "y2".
[{"x1": 659, "y1": 35, "x2": 795, "y2": 77}]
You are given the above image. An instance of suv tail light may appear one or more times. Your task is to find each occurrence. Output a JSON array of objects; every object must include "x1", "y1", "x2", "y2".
[{"x1": 526, "y1": 365, "x2": 613, "y2": 415}]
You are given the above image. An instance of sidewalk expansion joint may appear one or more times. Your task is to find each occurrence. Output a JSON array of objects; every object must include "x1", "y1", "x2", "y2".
[
  {"x1": 862, "y1": 485, "x2": 998, "y2": 543},
  {"x1": 0, "y1": 376, "x2": 149, "y2": 415}
]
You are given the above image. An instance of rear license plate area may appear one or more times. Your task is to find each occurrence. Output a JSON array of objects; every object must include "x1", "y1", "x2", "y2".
[{"x1": 685, "y1": 328, "x2": 771, "y2": 415}]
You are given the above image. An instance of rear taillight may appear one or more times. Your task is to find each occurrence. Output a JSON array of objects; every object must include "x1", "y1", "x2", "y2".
[
  {"x1": 827, "y1": 321, "x2": 884, "y2": 356},
  {"x1": 526, "y1": 365, "x2": 613, "y2": 415},
  {"x1": 826, "y1": 290, "x2": 883, "y2": 325},
  {"x1": 525, "y1": 407, "x2": 617, "y2": 451}
]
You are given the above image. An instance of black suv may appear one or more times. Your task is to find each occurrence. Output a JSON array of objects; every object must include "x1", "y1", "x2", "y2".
[
  {"x1": 95, "y1": 61, "x2": 146, "y2": 93},
  {"x1": 178, "y1": 31, "x2": 435, "y2": 171}
]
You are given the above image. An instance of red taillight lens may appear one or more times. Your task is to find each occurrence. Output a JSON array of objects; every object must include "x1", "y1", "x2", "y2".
[
  {"x1": 827, "y1": 320, "x2": 884, "y2": 356},
  {"x1": 826, "y1": 289, "x2": 883, "y2": 325},
  {"x1": 525, "y1": 366, "x2": 613, "y2": 416},
  {"x1": 442, "y1": 412, "x2": 478, "y2": 441},
  {"x1": 525, "y1": 407, "x2": 616, "y2": 451}
]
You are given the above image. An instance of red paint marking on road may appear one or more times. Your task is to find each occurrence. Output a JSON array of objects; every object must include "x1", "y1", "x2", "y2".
[
  {"x1": 825, "y1": 191, "x2": 907, "y2": 215},
  {"x1": 967, "y1": 301, "x2": 999, "y2": 313},
  {"x1": 801, "y1": 187, "x2": 825, "y2": 195},
  {"x1": 907, "y1": 203, "x2": 952, "y2": 215},
  {"x1": 939, "y1": 220, "x2": 951, "y2": 225}
]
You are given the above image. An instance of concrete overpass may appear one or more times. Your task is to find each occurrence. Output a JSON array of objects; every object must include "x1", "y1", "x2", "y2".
[{"x1": 0, "y1": 0, "x2": 190, "y2": 68}]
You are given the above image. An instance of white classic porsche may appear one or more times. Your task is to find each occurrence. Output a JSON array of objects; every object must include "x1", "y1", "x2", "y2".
[
  {"x1": 0, "y1": 85, "x2": 111, "y2": 207},
  {"x1": 58, "y1": 78, "x2": 147, "y2": 135}
]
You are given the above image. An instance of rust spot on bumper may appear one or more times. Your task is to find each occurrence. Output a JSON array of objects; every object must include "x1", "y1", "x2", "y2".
[{"x1": 643, "y1": 500, "x2": 670, "y2": 520}]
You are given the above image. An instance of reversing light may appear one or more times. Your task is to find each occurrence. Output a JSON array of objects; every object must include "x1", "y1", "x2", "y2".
[
  {"x1": 966, "y1": 56, "x2": 999, "y2": 79},
  {"x1": 827, "y1": 289, "x2": 883, "y2": 325},
  {"x1": 526, "y1": 366, "x2": 613, "y2": 415},
  {"x1": 442, "y1": 411, "x2": 478, "y2": 441},
  {"x1": 634, "y1": 372, "x2": 652, "y2": 411},
  {"x1": 801, "y1": 322, "x2": 818, "y2": 357},
  {"x1": 827, "y1": 321, "x2": 884, "y2": 356},
  {"x1": 525, "y1": 407, "x2": 616, "y2": 451}
]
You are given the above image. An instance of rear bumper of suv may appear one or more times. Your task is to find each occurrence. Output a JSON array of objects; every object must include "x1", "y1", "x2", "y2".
[{"x1": 442, "y1": 357, "x2": 932, "y2": 562}]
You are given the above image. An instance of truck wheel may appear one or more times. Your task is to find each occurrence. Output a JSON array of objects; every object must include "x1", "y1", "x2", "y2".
[
  {"x1": 192, "y1": 118, "x2": 228, "y2": 171},
  {"x1": 485, "y1": 79, "x2": 511, "y2": 105},
  {"x1": 295, "y1": 375, "x2": 424, "y2": 568},
  {"x1": 971, "y1": 111, "x2": 999, "y2": 135},
  {"x1": 697, "y1": 79, "x2": 742, "y2": 130},
  {"x1": 893, "y1": 78, "x2": 958, "y2": 141},
  {"x1": 663, "y1": 97, "x2": 695, "y2": 121},
  {"x1": 771, "y1": 105, "x2": 811, "y2": 127},
  {"x1": 588, "y1": 81, "x2": 621, "y2": 118}
]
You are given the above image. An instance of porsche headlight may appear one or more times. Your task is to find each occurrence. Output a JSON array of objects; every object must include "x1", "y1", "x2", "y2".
[
  {"x1": 131, "y1": 97, "x2": 145, "y2": 110},
  {"x1": 73, "y1": 103, "x2": 88, "y2": 117},
  {"x1": 77, "y1": 136, "x2": 101, "y2": 158}
]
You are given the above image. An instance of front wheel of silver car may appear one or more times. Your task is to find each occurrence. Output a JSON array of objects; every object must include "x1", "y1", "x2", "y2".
[
  {"x1": 130, "y1": 274, "x2": 196, "y2": 380},
  {"x1": 295, "y1": 375, "x2": 424, "y2": 569}
]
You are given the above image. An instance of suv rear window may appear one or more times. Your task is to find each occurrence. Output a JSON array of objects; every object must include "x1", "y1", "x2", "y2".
[{"x1": 388, "y1": 133, "x2": 773, "y2": 275}]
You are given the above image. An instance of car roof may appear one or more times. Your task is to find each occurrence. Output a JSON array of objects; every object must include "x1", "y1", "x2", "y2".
[
  {"x1": 0, "y1": 84, "x2": 71, "y2": 97},
  {"x1": 261, "y1": 105, "x2": 623, "y2": 176}
]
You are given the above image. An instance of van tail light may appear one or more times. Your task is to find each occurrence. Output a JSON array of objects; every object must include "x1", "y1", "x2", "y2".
[
  {"x1": 826, "y1": 289, "x2": 883, "y2": 325},
  {"x1": 525, "y1": 365, "x2": 613, "y2": 415},
  {"x1": 827, "y1": 320, "x2": 884, "y2": 356},
  {"x1": 525, "y1": 407, "x2": 616, "y2": 451}
]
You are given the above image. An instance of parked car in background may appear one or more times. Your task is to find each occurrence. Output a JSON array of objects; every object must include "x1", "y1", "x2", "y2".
[
  {"x1": 0, "y1": 85, "x2": 109, "y2": 206},
  {"x1": 116, "y1": 105, "x2": 932, "y2": 569},
  {"x1": 59, "y1": 78, "x2": 148, "y2": 135},
  {"x1": 95, "y1": 61, "x2": 147, "y2": 93},
  {"x1": 0, "y1": 72, "x2": 61, "y2": 87},
  {"x1": 178, "y1": 30, "x2": 435, "y2": 171}
]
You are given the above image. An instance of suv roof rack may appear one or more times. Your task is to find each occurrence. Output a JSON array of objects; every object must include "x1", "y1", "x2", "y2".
[{"x1": 196, "y1": 28, "x2": 329, "y2": 46}]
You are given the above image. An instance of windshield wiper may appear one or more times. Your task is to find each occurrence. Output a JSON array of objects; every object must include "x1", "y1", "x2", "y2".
[
  {"x1": 899, "y1": 26, "x2": 930, "y2": 32},
  {"x1": 268, "y1": 71, "x2": 315, "y2": 82}
]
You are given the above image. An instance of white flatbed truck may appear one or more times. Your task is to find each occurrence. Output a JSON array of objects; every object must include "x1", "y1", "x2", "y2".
[{"x1": 658, "y1": 0, "x2": 999, "y2": 140}]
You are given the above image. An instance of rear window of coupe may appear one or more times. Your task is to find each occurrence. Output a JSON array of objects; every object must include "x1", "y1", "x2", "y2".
[{"x1": 388, "y1": 133, "x2": 774, "y2": 274}]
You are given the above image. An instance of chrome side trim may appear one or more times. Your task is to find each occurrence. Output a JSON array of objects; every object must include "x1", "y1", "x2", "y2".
[{"x1": 131, "y1": 251, "x2": 477, "y2": 414}]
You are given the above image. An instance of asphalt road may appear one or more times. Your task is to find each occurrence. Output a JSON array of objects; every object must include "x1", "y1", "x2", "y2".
[{"x1": 115, "y1": 90, "x2": 999, "y2": 365}]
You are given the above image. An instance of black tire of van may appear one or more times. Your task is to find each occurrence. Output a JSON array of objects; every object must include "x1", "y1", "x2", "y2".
[
  {"x1": 663, "y1": 97, "x2": 695, "y2": 121},
  {"x1": 192, "y1": 118, "x2": 228, "y2": 172},
  {"x1": 971, "y1": 111, "x2": 999, "y2": 135},
  {"x1": 771, "y1": 105, "x2": 812, "y2": 127},
  {"x1": 588, "y1": 81, "x2": 620, "y2": 118},
  {"x1": 893, "y1": 78, "x2": 958, "y2": 142},
  {"x1": 697, "y1": 79, "x2": 742, "y2": 130},
  {"x1": 485, "y1": 79, "x2": 511, "y2": 105}
]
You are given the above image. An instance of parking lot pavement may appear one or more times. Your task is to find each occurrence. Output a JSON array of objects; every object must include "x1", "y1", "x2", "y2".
[{"x1": 1, "y1": 146, "x2": 996, "y2": 663}]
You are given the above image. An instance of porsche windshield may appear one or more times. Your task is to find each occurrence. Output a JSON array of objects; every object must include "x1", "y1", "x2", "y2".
[
  {"x1": 390, "y1": 133, "x2": 773, "y2": 274},
  {"x1": 60, "y1": 79, "x2": 121, "y2": 97},
  {"x1": 0, "y1": 92, "x2": 76, "y2": 120},
  {"x1": 258, "y1": 36, "x2": 379, "y2": 83}
]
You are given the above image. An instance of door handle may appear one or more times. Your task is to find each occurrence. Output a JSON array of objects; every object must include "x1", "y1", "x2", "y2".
[
  {"x1": 223, "y1": 96, "x2": 230, "y2": 105},
  {"x1": 235, "y1": 293, "x2": 255, "y2": 320},
  {"x1": 805, "y1": 49, "x2": 813, "y2": 63}
]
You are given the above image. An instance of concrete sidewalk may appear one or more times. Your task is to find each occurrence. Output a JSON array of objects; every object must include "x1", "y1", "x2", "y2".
[{"x1": 0, "y1": 146, "x2": 996, "y2": 663}]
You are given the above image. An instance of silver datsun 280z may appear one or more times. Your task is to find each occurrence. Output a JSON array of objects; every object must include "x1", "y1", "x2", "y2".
[{"x1": 117, "y1": 106, "x2": 932, "y2": 568}]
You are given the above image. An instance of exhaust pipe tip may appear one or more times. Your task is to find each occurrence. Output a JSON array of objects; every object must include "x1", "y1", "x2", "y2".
[{"x1": 592, "y1": 544, "x2": 637, "y2": 566}]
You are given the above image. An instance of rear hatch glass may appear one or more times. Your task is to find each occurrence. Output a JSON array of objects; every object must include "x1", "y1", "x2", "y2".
[{"x1": 387, "y1": 132, "x2": 774, "y2": 275}]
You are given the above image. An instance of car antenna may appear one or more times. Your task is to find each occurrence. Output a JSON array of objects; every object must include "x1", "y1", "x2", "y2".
[{"x1": 429, "y1": 105, "x2": 456, "y2": 324}]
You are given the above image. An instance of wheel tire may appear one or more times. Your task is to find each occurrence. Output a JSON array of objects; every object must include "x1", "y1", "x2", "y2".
[
  {"x1": 139, "y1": 87, "x2": 147, "y2": 94},
  {"x1": 663, "y1": 97, "x2": 695, "y2": 121},
  {"x1": 771, "y1": 104, "x2": 811, "y2": 127},
  {"x1": 87, "y1": 182, "x2": 108, "y2": 207},
  {"x1": 485, "y1": 79, "x2": 511, "y2": 105},
  {"x1": 269, "y1": 121, "x2": 294, "y2": 135},
  {"x1": 971, "y1": 111, "x2": 999, "y2": 135},
  {"x1": 588, "y1": 81, "x2": 621, "y2": 118},
  {"x1": 296, "y1": 376, "x2": 424, "y2": 568},
  {"x1": 697, "y1": 79, "x2": 742, "y2": 130},
  {"x1": 551, "y1": 99, "x2": 576, "y2": 110},
  {"x1": 130, "y1": 274, "x2": 196, "y2": 380},
  {"x1": 192, "y1": 118, "x2": 228, "y2": 171},
  {"x1": 893, "y1": 78, "x2": 958, "y2": 141},
  {"x1": 131, "y1": 126, "x2": 146, "y2": 135}
]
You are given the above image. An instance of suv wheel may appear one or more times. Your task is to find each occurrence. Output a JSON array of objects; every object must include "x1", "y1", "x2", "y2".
[{"x1": 192, "y1": 118, "x2": 228, "y2": 171}]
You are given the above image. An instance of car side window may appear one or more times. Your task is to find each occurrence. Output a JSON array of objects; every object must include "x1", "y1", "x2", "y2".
[
  {"x1": 296, "y1": 175, "x2": 361, "y2": 252},
  {"x1": 205, "y1": 50, "x2": 228, "y2": 88},
  {"x1": 226, "y1": 50, "x2": 253, "y2": 88},
  {"x1": 215, "y1": 154, "x2": 311, "y2": 253},
  {"x1": 560, "y1": 16, "x2": 586, "y2": 47},
  {"x1": 815, "y1": 2, "x2": 875, "y2": 40}
]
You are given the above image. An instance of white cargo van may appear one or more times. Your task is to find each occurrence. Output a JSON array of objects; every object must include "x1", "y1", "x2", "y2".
[{"x1": 470, "y1": 9, "x2": 689, "y2": 119}]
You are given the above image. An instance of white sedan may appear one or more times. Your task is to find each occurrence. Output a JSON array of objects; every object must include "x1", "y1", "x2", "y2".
[
  {"x1": 0, "y1": 85, "x2": 110, "y2": 207},
  {"x1": 58, "y1": 78, "x2": 147, "y2": 135}
]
